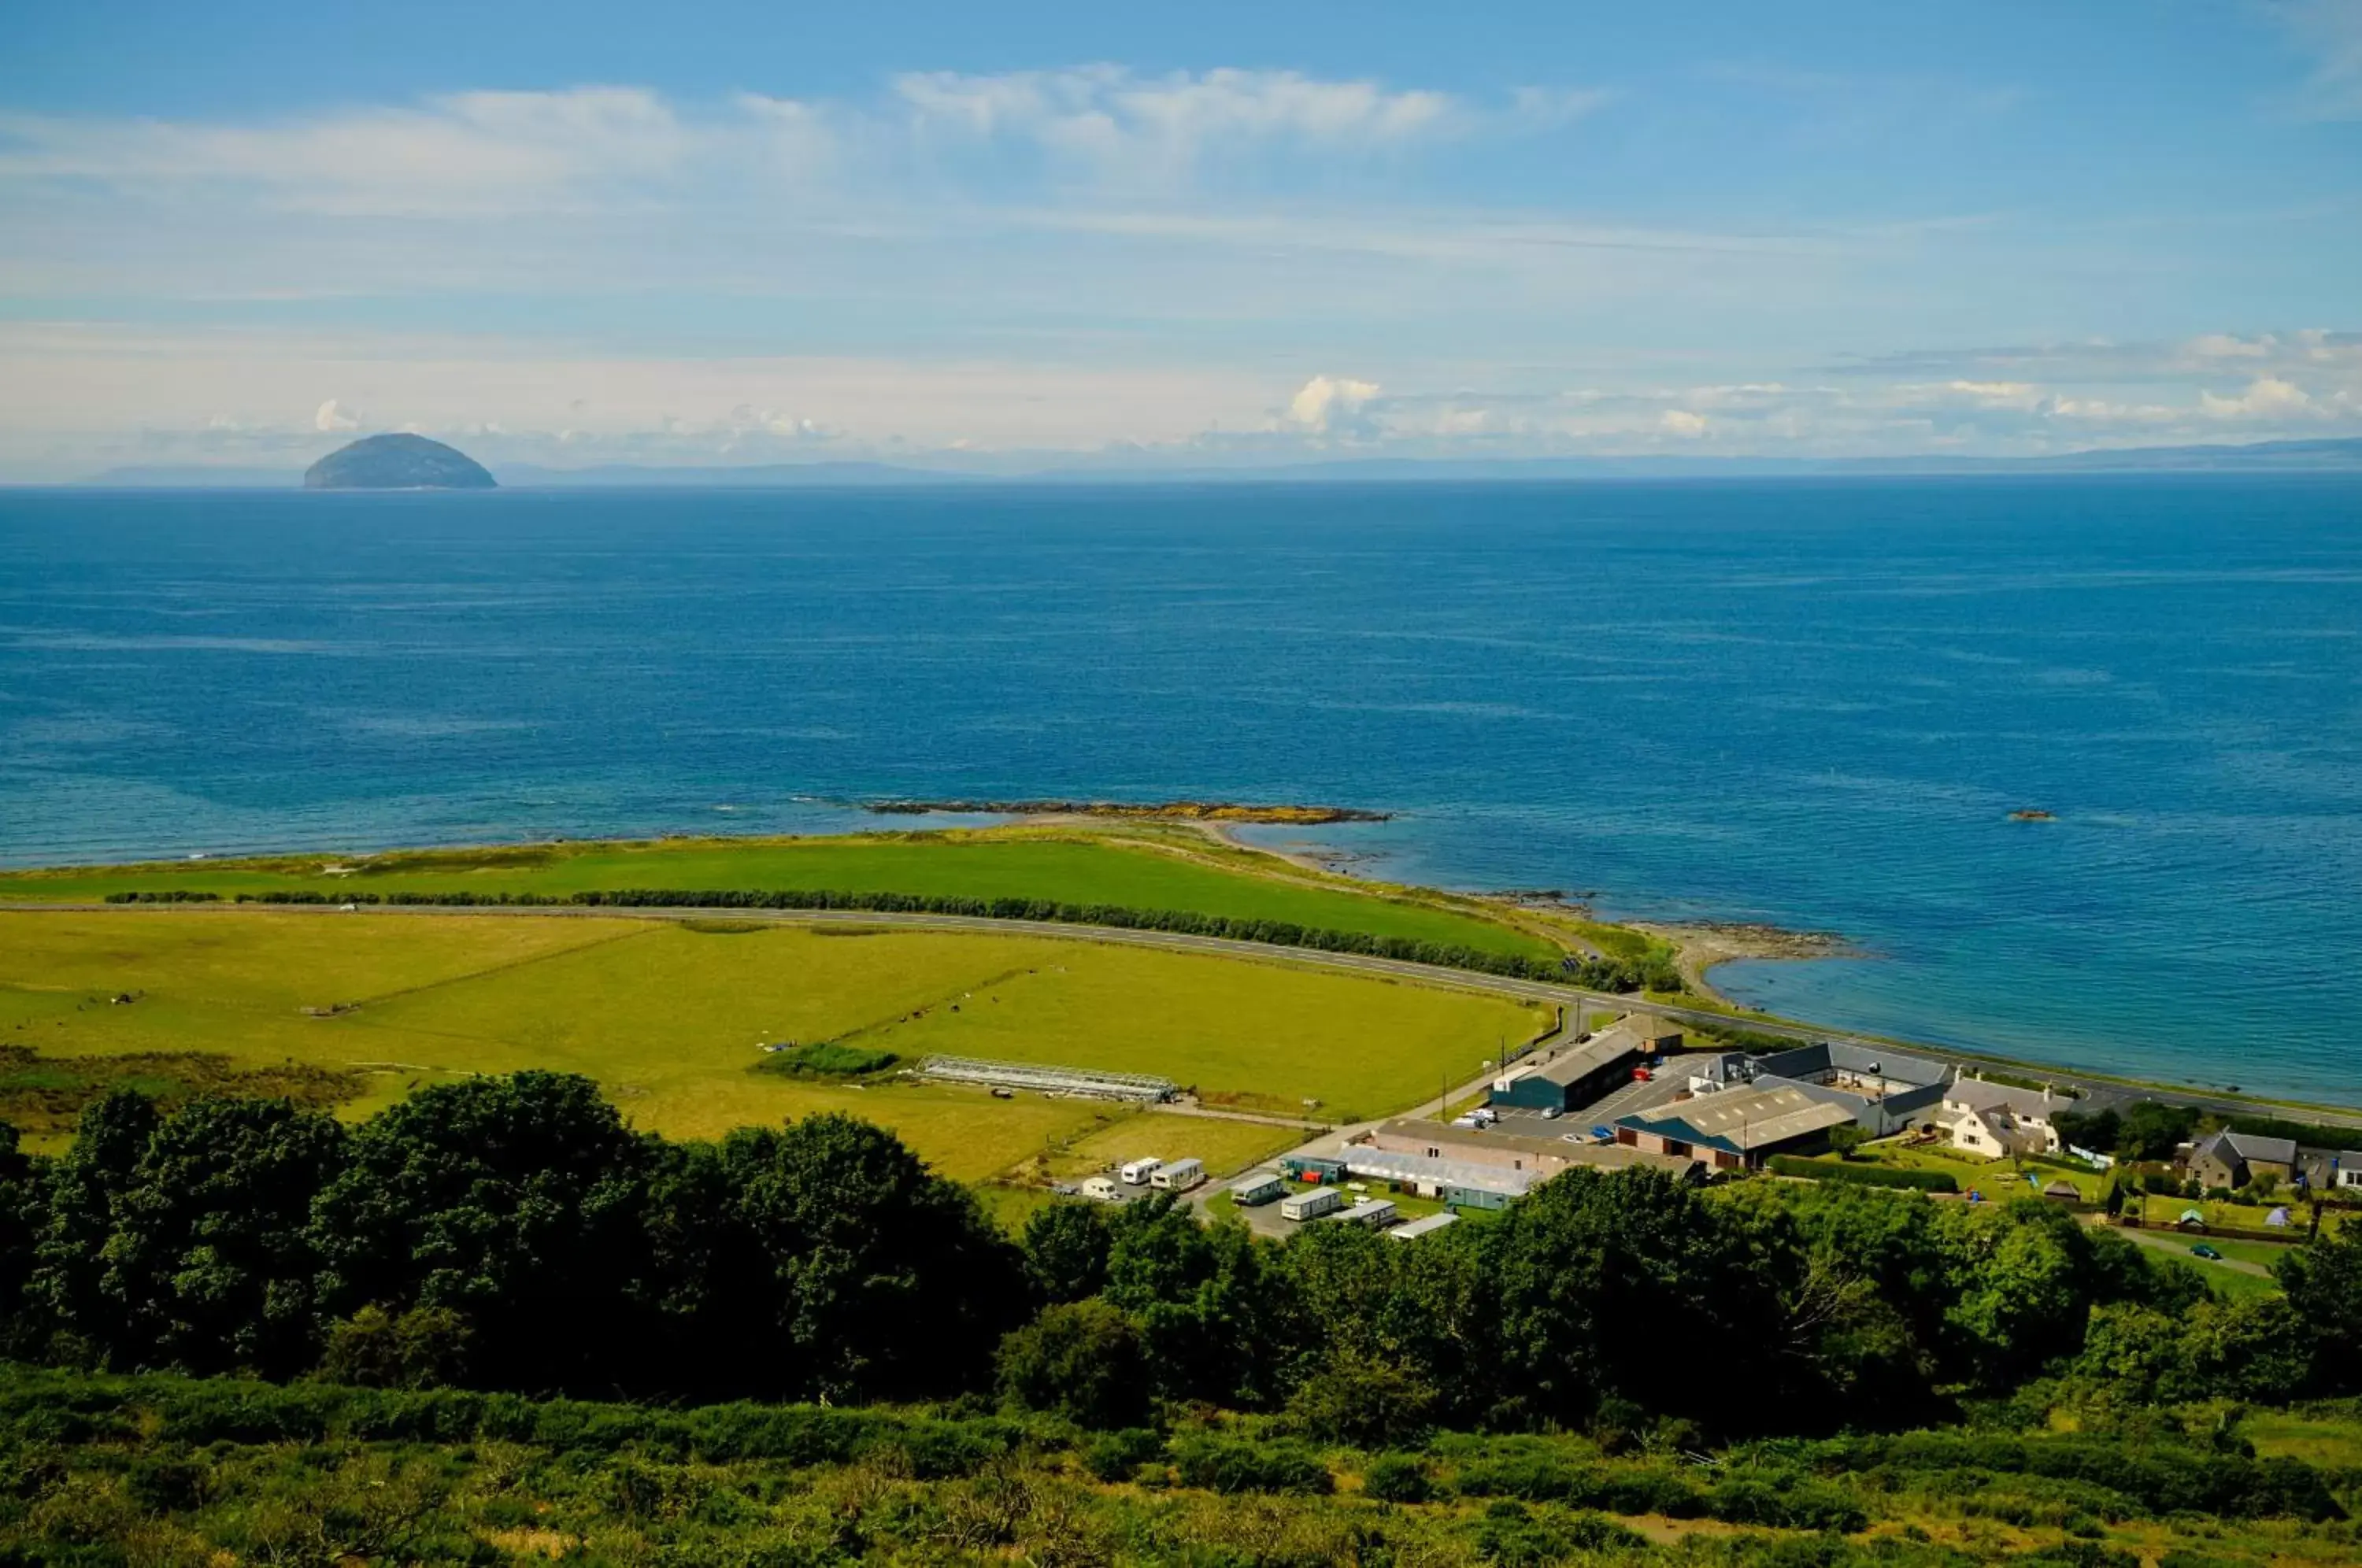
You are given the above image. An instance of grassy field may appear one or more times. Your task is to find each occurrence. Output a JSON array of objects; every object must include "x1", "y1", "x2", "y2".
[
  {"x1": 1022, "y1": 1110, "x2": 1301, "y2": 1187},
  {"x1": 0, "y1": 829, "x2": 1553, "y2": 960},
  {"x1": 0, "y1": 908, "x2": 1538, "y2": 1170}
]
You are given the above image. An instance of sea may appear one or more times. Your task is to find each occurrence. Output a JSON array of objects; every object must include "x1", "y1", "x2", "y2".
[{"x1": 2, "y1": 478, "x2": 2357, "y2": 1104}]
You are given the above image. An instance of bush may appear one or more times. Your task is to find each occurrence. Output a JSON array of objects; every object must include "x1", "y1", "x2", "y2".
[
  {"x1": 1361, "y1": 1452, "x2": 1433, "y2": 1503},
  {"x1": 1082, "y1": 1427, "x2": 1165, "y2": 1484},
  {"x1": 751, "y1": 1042, "x2": 898, "y2": 1078},
  {"x1": 1767, "y1": 1156, "x2": 1958, "y2": 1193},
  {"x1": 1169, "y1": 1436, "x2": 1333, "y2": 1496},
  {"x1": 996, "y1": 1300, "x2": 1151, "y2": 1430}
]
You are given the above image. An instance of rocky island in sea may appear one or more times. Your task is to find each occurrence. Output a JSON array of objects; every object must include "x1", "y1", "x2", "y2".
[{"x1": 302, "y1": 433, "x2": 497, "y2": 490}]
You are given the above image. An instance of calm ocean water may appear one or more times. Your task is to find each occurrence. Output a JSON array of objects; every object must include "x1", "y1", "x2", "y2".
[{"x1": 2, "y1": 479, "x2": 2357, "y2": 1102}]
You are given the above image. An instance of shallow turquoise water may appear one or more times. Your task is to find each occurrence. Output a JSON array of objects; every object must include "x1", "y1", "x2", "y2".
[{"x1": 2, "y1": 478, "x2": 2356, "y2": 1101}]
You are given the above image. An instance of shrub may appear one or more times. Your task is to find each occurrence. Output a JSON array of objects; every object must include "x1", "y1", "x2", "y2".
[
  {"x1": 1169, "y1": 1436, "x2": 1333, "y2": 1496},
  {"x1": 1767, "y1": 1156, "x2": 1958, "y2": 1193},
  {"x1": 751, "y1": 1042, "x2": 898, "y2": 1078},
  {"x1": 1082, "y1": 1427, "x2": 1165, "y2": 1484},
  {"x1": 996, "y1": 1300, "x2": 1151, "y2": 1431},
  {"x1": 1361, "y1": 1452, "x2": 1433, "y2": 1503}
]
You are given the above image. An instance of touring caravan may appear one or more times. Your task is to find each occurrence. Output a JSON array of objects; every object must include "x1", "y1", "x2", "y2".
[
  {"x1": 1119, "y1": 1157, "x2": 1163, "y2": 1185},
  {"x1": 1150, "y1": 1157, "x2": 1205, "y2": 1193}
]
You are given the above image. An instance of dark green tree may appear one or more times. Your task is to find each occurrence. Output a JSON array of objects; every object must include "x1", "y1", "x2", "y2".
[
  {"x1": 1021, "y1": 1200, "x2": 1113, "y2": 1305},
  {"x1": 2276, "y1": 1222, "x2": 2362, "y2": 1394},
  {"x1": 0, "y1": 1121, "x2": 43, "y2": 1356},
  {"x1": 31, "y1": 1088, "x2": 161, "y2": 1363},
  {"x1": 102, "y1": 1096, "x2": 347, "y2": 1376},
  {"x1": 996, "y1": 1297, "x2": 1151, "y2": 1428},
  {"x1": 1102, "y1": 1193, "x2": 1277, "y2": 1407},
  {"x1": 309, "y1": 1072, "x2": 656, "y2": 1395},
  {"x1": 716, "y1": 1112, "x2": 1028, "y2": 1402}
]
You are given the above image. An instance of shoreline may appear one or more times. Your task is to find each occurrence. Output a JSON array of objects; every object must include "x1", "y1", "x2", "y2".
[{"x1": 4, "y1": 821, "x2": 2355, "y2": 1126}]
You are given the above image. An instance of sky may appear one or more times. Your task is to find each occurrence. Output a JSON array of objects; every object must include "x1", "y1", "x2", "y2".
[{"x1": 2, "y1": 0, "x2": 2360, "y2": 478}]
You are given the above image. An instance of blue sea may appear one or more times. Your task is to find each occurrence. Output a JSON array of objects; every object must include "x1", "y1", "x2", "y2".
[{"x1": 2, "y1": 479, "x2": 2357, "y2": 1104}]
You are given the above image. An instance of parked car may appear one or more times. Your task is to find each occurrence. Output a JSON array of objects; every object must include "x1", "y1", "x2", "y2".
[
  {"x1": 2190, "y1": 1244, "x2": 2223, "y2": 1260},
  {"x1": 1541, "y1": 1106, "x2": 1562, "y2": 1120}
]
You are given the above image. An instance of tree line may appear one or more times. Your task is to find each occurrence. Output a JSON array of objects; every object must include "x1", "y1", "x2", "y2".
[
  {"x1": 3, "y1": 1072, "x2": 2356, "y2": 1442},
  {"x1": 101, "y1": 886, "x2": 1683, "y2": 992}
]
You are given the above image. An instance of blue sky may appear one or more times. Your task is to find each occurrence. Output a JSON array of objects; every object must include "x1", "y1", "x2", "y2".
[{"x1": 2, "y1": 1, "x2": 2358, "y2": 476}]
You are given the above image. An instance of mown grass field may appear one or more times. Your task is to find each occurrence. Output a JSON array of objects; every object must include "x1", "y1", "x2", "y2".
[
  {"x1": 0, "y1": 908, "x2": 1541, "y2": 1169},
  {"x1": 0, "y1": 830, "x2": 1552, "y2": 960}
]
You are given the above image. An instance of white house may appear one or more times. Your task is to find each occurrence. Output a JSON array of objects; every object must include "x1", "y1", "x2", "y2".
[{"x1": 1940, "y1": 1077, "x2": 2063, "y2": 1159}]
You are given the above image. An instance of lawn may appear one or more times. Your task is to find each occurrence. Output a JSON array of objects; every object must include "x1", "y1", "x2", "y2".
[
  {"x1": 0, "y1": 909, "x2": 1536, "y2": 1174},
  {"x1": 0, "y1": 830, "x2": 1551, "y2": 960},
  {"x1": 1021, "y1": 1111, "x2": 1301, "y2": 1187}
]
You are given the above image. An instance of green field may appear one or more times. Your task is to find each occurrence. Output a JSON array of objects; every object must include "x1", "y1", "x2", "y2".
[
  {"x1": 0, "y1": 908, "x2": 1542, "y2": 1169},
  {"x1": 0, "y1": 830, "x2": 1553, "y2": 960}
]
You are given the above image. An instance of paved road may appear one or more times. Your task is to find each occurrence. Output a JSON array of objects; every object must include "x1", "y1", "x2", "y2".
[
  {"x1": 2108, "y1": 1222, "x2": 2276, "y2": 1279},
  {"x1": 12, "y1": 898, "x2": 2358, "y2": 1132}
]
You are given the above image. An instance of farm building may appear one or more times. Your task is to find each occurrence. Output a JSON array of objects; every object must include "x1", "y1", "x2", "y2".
[
  {"x1": 1751, "y1": 1041, "x2": 1953, "y2": 1135},
  {"x1": 1487, "y1": 1016, "x2": 1657, "y2": 1114},
  {"x1": 1361, "y1": 1119, "x2": 1703, "y2": 1182},
  {"x1": 1279, "y1": 1152, "x2": 1349, "y2": 1184},
  {"x1": 919, "y1": 1055, "x2": 1176, "y2": 1103},
  {"x1": 1614, "y1": 1084, "x2": 1855, "y2": 1170}
]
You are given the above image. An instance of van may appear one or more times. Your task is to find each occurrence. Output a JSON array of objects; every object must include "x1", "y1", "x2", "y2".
[
  {"x1": 1150, "y1": 1157, "x2": 1205, "y2": 1193},
  {"x1": 1120, "y1": 1157, "x2": 1163, "y2": 1185}
]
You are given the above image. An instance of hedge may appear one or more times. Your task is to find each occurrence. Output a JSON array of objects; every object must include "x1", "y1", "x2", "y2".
[
  {"x1": 102, "y1": 885, "x2": 1677, "y2": 993},
  {"x1": 1768, "y1": 1156, "x2": 1958, "y2": 1193}
]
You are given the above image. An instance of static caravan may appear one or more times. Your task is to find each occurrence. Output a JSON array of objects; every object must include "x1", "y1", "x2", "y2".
[
  {"x1": 1150, "y1": 1157, "x2": 1205, "y2": 1193},
  {"x1": 1119, "y1": 1157, "x2": 1164, "y2": 1185},
  {"x1": 1280, "y1": 1187, "x2": 1344, "y2": 1222},
  {"x1": 1337, "y1": 1198, "x2": 1399, "y2": 1230},
  {"x1": 1228, "y1": 1171, "x2": 1286, "y2": 1207}
]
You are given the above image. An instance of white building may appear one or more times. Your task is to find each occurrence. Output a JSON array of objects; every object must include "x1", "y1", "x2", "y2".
[{"x1": 1940, "y1": 1077, "x2": 2063, "y2": 1158}]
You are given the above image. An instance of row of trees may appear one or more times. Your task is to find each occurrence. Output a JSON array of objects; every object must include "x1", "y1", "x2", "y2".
[
  {"x1": 3, "y1": 1074, "x2": 2356, "y2": 1437},
  {"x1": 103, "y1": 886, "x2": 1682, "y2": 992}
]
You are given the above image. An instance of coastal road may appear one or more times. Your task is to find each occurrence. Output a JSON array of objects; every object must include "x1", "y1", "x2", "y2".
[{"x1": 10, "y1": 899, "x2": 2358, "y2": 1132}]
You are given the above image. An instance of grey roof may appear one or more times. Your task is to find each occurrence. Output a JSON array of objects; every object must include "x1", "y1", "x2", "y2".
[
  {"x1": 1387, "y1": 1211, "x2": 1461, "y2": 1241},
  {"x1": 2213, "y1": 1130, "x2": 2300, "y2": 1165},
  {"x1": 1371, "y1": 1119, "x2": 1702, "y2": 1178},
  {"x1": 1945, "y1": 1078, "x2": 2059, "y2": 1118},
  {"x1": 1624, "y1": 1013, "x2": 1683, "y2": 1042},
  {"x1": 1520, "y1": 1026, "x2": 1646, "y2": 1087},
  {"x1": 1757, "y1": 1040, "x2": 1953, "y2": 1089},
  {"x1": 1616, "y1": 1085, "x2": 1855, "y2": 1153}
]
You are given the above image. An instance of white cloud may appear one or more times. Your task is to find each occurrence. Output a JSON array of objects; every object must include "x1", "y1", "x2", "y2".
[
  {"x1": 1659, "y1": 409, "x2": 1709, "y2": 436},
  {"x1": 1287, "y1": 374, "x2": 1383, "y2": 436},
  {"x1": 313, "y1": 398, "x2": 360, "y2": 431},
  {"x1": 0, "y1": 87, "x2": 727, "y2": 216},
  {"x1": 2199, "y1": 375, "x2": 2319, "y2": 420},
  {"x1": 895, "y1": 66, "x2": 1460, "y2": 172}
]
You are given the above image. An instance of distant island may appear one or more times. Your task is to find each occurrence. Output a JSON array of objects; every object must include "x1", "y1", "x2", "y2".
[{"x1": 302, "y1": 434, "x2": 496, "y2": 490}]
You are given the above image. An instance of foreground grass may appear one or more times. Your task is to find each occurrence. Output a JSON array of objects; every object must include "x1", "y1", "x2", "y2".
[
  {"x1": 4, "y1": 1370, "x2": 2355, "y2": 1568},
  {"x1": 0, "y1": 828, "x2": 1553, "y2": 960},
  {"x1": 0, "y1": 909, "x2": 1541, "y2": 1163}
]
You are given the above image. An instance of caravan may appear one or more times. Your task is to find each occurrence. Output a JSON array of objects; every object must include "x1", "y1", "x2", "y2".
[
  {"x1": 1150, "y1": 1157, "x2": 1205, "y2": 1193},
  {"x1": 1119, "y1": 1157, "x2": 1163, "y2": 1185}
]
